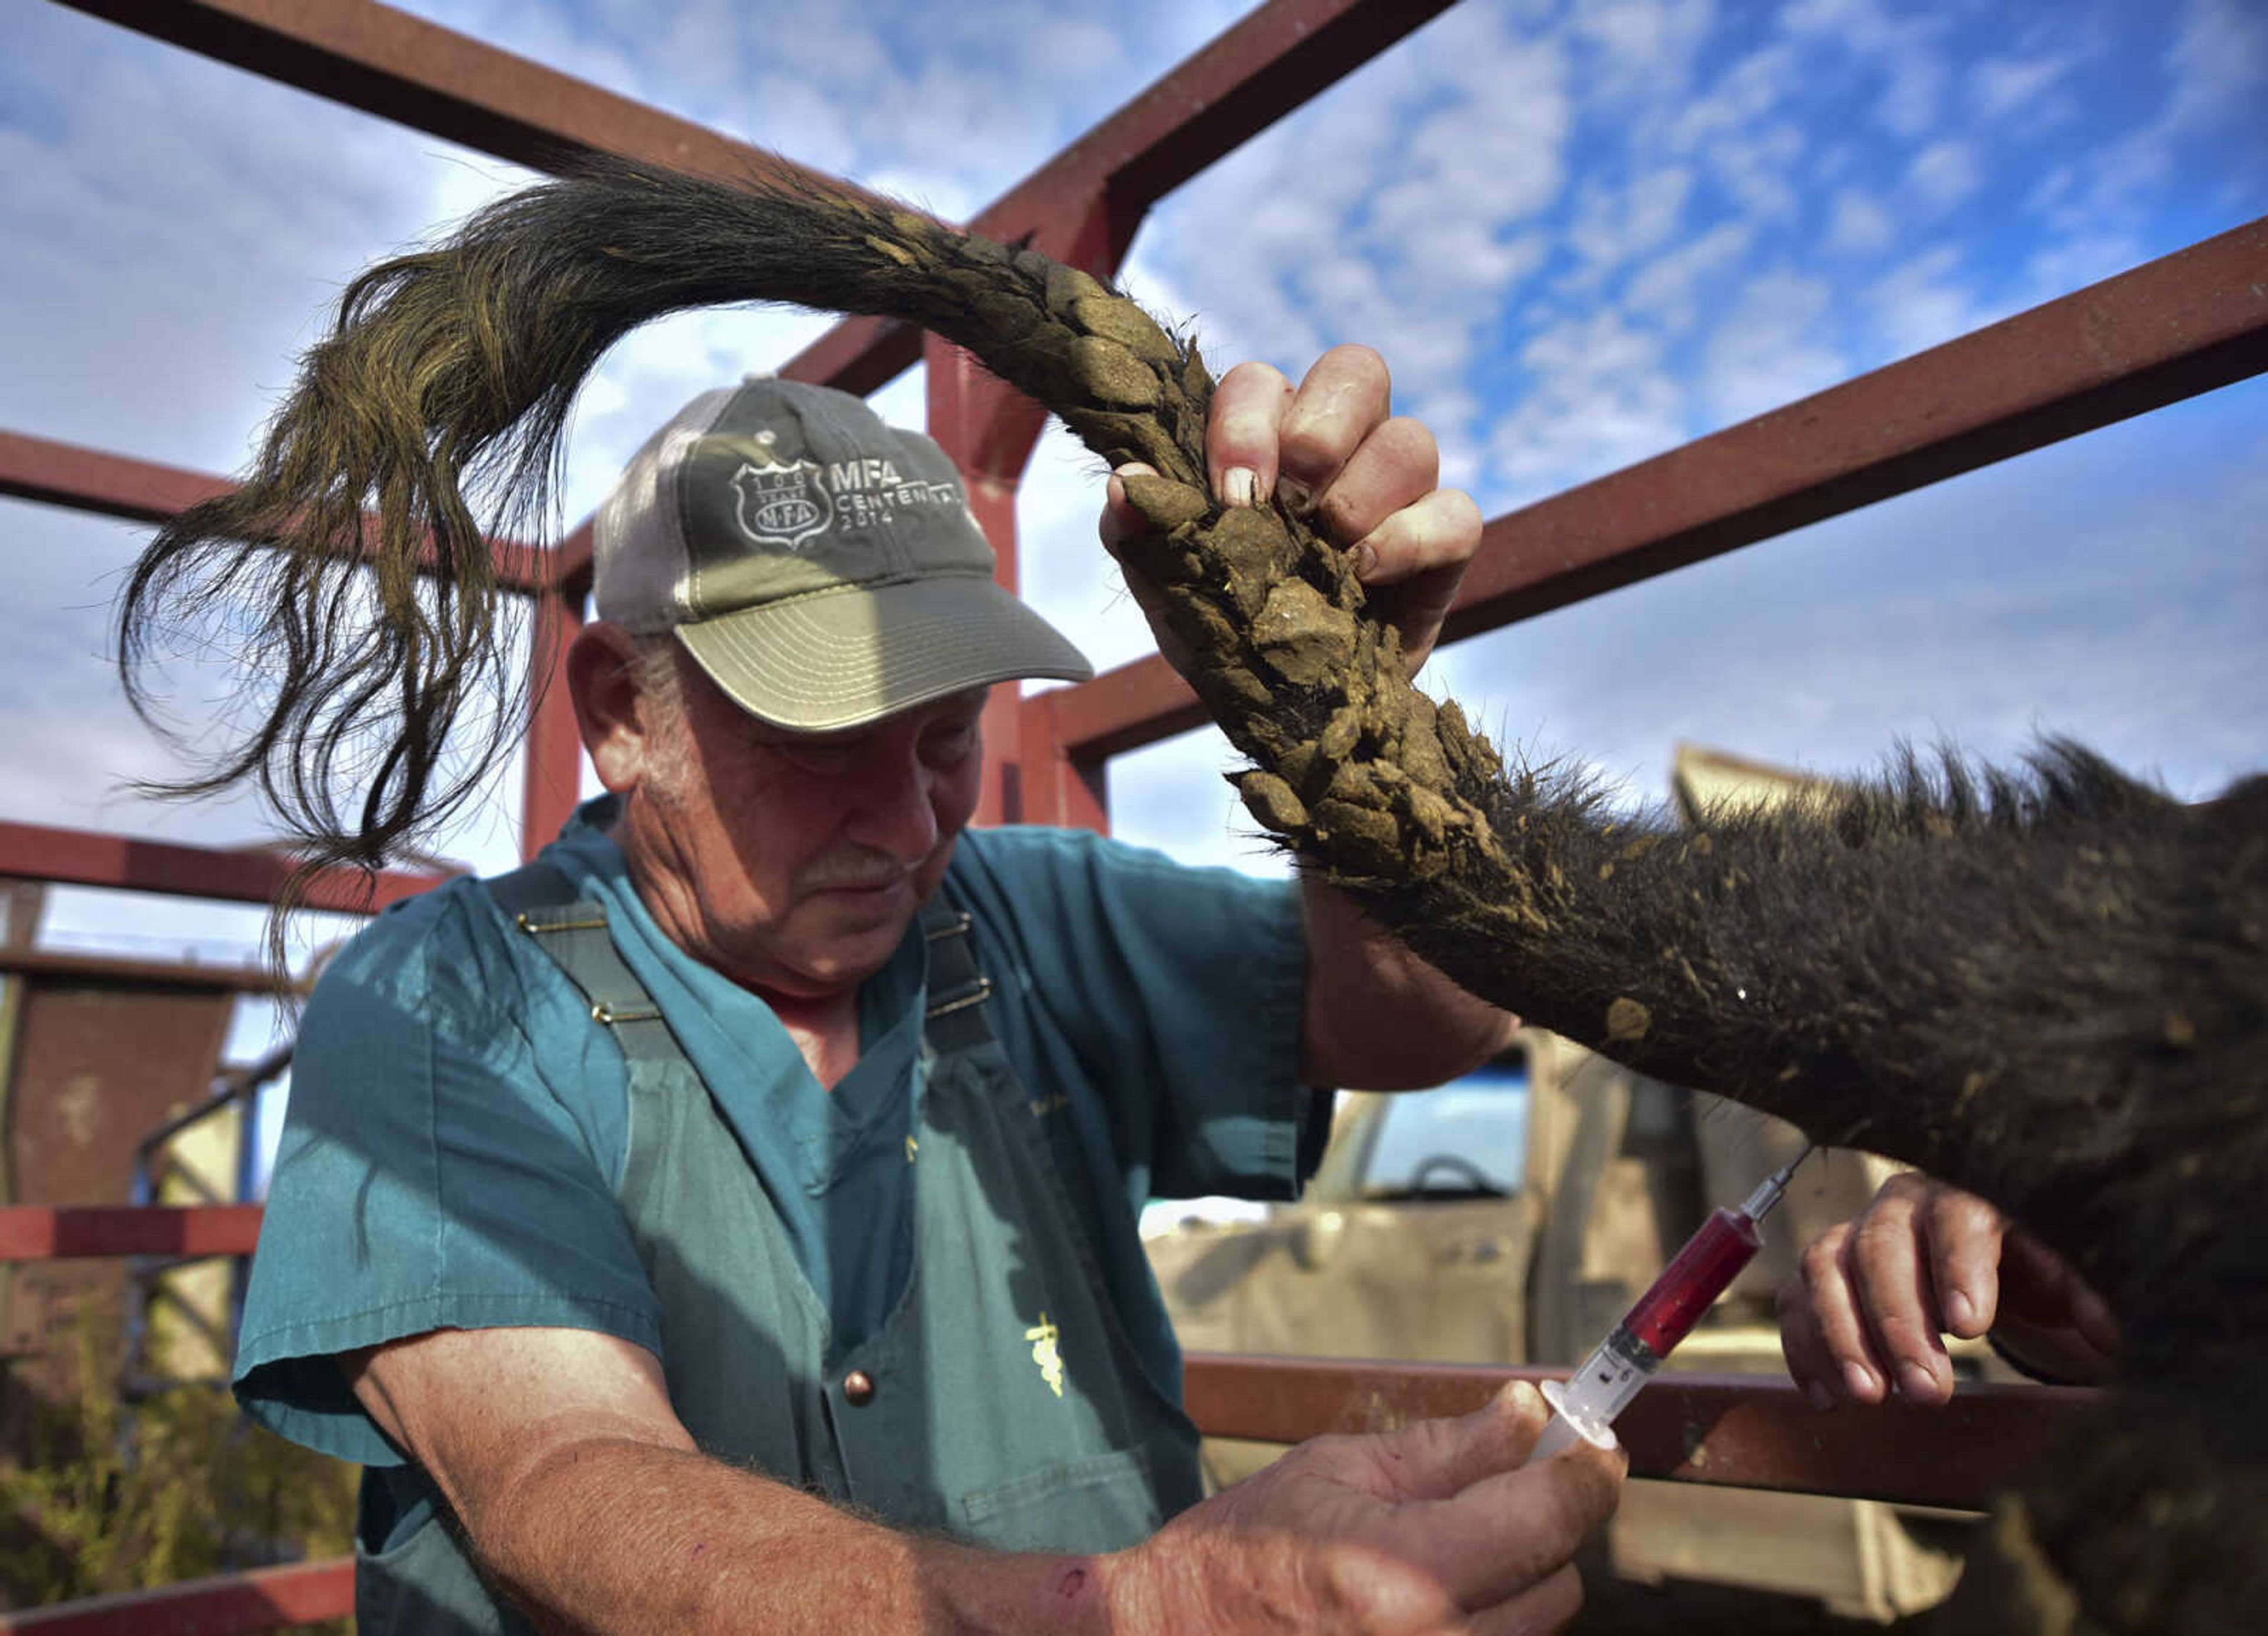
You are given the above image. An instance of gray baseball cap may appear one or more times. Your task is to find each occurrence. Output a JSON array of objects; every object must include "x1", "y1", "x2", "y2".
[{"x1": 594, "y1": 376, "x2": 1093, "y2": 731}]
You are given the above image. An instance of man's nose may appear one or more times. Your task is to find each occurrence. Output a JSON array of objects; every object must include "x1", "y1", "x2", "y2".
[{"x1": 845, "y1": 744, "x2": 943, "y2": 862}]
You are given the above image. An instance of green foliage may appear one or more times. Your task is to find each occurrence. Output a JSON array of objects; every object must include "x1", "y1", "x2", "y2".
[{"x1": 1, "y1": 1311, "x2": 356, "y2": 1630}]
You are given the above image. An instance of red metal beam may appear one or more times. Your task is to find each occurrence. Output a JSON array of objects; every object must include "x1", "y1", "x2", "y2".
[
  {"x1": 778, "y1": 0, "x2": 1461, "y2": 391},
  {"x1": 0, "y1": 428, "x2": 554, "y2": 592},
  {"x1": 0, "y1": 428, "x2": 231, "y2": 522},
  {"x1": 1041, "y1": 656, "x2": 1207, "y2": 768},
  {"x1": 0, "y1": 1204, "x2": 264, "y2": 1261},
  {"x1": 520, "y1": 588, "x2": 588, "y2": 861},
  {"x1": 0, "y1": 820, "x2": 451, "y2": 914},
  {"x1": 0, "y1": 1558, "x2": 354, "y2": 1635},
  {"x1": 54, "y1": 0, "x2": 810, "y2": 186},
  {"x1": 1182, "y1": 1354, "x2": 2096, "y2": 1512},
  {"x1": 0, "y1": 945, "x2": 283, "y2": 994},
  {"x1": 555, "y1": 520, "x2": 596, "y2": 604},
  {"x1": 1031, "y1": 212, "x2": 2268, "y2": 762},
  {"x1": 1017, "y1": 689, "x2": 1112, "y2": 833},
  {"x1": 777, "y1": 316, "x2": 924, "y2": 401}
]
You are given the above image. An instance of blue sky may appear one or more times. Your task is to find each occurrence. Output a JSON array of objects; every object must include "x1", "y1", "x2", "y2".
[{"x1": 2, "y1": 0, "x2": 2263, "y2": 989}]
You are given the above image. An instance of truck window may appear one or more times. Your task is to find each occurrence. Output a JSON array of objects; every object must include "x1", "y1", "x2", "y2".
[{"x1": 1359, "y1": 1062, "x2": 1528, "y2": 1198}]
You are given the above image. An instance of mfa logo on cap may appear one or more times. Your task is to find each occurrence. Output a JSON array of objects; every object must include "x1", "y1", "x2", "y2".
[{"x1": 729, "y1": 430, "x2": 833, "y2": 551}]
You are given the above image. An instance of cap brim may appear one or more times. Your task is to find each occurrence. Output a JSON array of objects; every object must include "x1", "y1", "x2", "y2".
[{"x1": 673, "y1": 571, "x2": 1095, "y2": 732}]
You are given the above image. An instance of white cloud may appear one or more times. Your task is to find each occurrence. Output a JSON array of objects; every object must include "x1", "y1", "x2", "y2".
[
  {"x1": 1620, "y1": 219, "x2": 1755, "y2": 334},
  {"x1": 1863, "y1": 245, "x2": 1976, "y2": 361},
  {"x1": 1872, "y1": 48, "x2": 1948, "y2": 141},
  {"x1": 1014, "y1": 421, "x2": 1154, "y2": 678},
  {"x1": 1125, "y1": 0, "x2": 1578, "y2": 478},
  {"x1": 1400, "y1": 220, "x2": 1552, "y2": 304},
  {"x1": 1700, "y1": 268, "x2": 1846, "y2": 425},
  {"x1": 1905, "y1": 139, "x2": 1981, "y2": 211},
  {"x1": 1778, "y1": 0, "x2": 1951, "y2": 139},
  {"x1": 1518, "y1": 307, "x2": 1672, "y2": 386},
  {"x1": 1969, "y1": 49, "x2": 2080, "y2": 129},
  {"x1": 2023, "y1": 161, "x2": 2077, "y2": 219},
  {"x1": 2164, "y1": 0, "x2": 2268, "y2": 135},
  {"x1": 2021, "y1": 232, "x2": 2146, "y2": 305},
  {"x1": 1824, "y1": 188, "x2": 1897, "y2": 257},
  {"x1": 1569, "y1": 0, "x2": 1718, "y2": 106},
  {"x1": 1487, "y1": 311, "x2": 1688, "y2": 501},
  {"x1": 1413, "y1": 383, "x2": 1491, "y2": 496},
  {"x1": 2101, "y1": 129, "x2": 2188, "y2": 216},
  {"x1": 2010, "y1": 0, "x2": 2264, "y2": 237},
  {"x1": 1106, "y1": 726, "x2": 1291, "y2": 879},
  {"x1": 1374, "y1": 24, "x2": 1573, "y2": 233},
  {"x1": 1567, "y1": 165, "x2": 1695, "y2": 282},
  {"x1": 1669, "y1": 43, "x2": 1798, "y2": 156},
  {"x1": 1701, "y1": 120, "x2": 1807, "y2": 220}
]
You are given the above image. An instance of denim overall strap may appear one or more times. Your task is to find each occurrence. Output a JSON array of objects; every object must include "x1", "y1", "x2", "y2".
[
  {"x1": 485, "y1": 862, "x2": 688, "y2": 1066},
  {"x1": 917, "y1": 901, "x2": 993, "y2": 1052}
]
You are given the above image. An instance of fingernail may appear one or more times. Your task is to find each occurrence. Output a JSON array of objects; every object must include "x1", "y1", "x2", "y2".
[
  {"x1": 1945, "y1": 1290, "x2": 1974, "y2": 1331},
  {"x1": 1806, "y1": 1381, "x2": 1836, "y2": 1413},
  {"x1": 1351, "y1": 541, "x2": 1378, "y2": 579},
  {"x1": 1842, "y1": 1361, "x2": 1876, "y2": 1400},
  {"x1": 1221, "y1": 467, "x2": 1257, "y2": 508},
  {"x1": 1275, "y1": 474, "x2": 1314, "y2": 514},
  {"x1": 1898, "y1": 1362, "x2": 1938, "y2": 1401}
]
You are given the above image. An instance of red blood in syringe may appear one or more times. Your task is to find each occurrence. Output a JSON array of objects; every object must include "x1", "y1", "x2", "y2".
[{"x1": 1621, "y1": 1206, "x2": 1764, "y2": 1355}]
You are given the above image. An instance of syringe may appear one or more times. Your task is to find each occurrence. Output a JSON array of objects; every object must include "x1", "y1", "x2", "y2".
[{"x1": 1527, "y1": 1145, "x2": 1814, "y2": 1464}]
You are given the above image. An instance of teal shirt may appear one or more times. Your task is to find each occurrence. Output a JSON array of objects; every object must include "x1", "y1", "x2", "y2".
[{"x1": 234, "y1": 806, "x2": 1321, "y2": 1470}]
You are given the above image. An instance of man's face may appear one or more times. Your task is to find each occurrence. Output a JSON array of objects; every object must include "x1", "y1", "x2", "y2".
[{"x1": 620, "y1": 652, "x2": 986, "y2": 1003}]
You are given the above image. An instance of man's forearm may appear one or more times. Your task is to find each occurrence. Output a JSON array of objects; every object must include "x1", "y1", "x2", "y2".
[
  {"x1": 1298, "y1": 872, "x2": 1517, "y2": 1089},
  {"x1": 466, "y1": 1435, "x2": 1113, "y2": 1635}
]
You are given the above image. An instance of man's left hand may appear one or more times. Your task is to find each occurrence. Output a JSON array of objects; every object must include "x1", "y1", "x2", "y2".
[
  {"x1": 1100, "y1": 344, "x2": 1484, "y2": 676},
  {"x1": 1778, "y1": 1172, "x2": 2120, "y2": 1407}
]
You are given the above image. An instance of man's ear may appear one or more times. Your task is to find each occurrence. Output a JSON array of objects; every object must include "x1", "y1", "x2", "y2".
[{"x1": 566, "y1": 623, "x2": 651, "y2": 794}]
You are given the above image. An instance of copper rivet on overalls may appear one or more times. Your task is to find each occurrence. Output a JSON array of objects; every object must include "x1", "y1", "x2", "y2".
[{"x1": 843, "y1": 1370, "x2": 876, "y2": 1406}]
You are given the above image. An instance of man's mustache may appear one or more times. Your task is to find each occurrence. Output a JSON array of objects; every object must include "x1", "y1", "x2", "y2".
[{"x1": 796, "y1": 853, "x2": 914, "y2": 892}]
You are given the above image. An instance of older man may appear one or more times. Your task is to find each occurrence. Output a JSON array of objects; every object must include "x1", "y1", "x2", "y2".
[{"x1": 232, "y1": 346, "x2": 1624, "y2": 1635}]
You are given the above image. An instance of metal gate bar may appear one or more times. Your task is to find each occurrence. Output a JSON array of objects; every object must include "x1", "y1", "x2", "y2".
[{"x1": 1182, "y1": 1353, "x2": 2096, "y2": 1511}]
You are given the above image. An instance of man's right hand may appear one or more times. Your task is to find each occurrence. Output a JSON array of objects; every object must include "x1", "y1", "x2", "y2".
[{"x1": 1100, "y1": 1381, "x2": 1622, "y2": 1634}]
